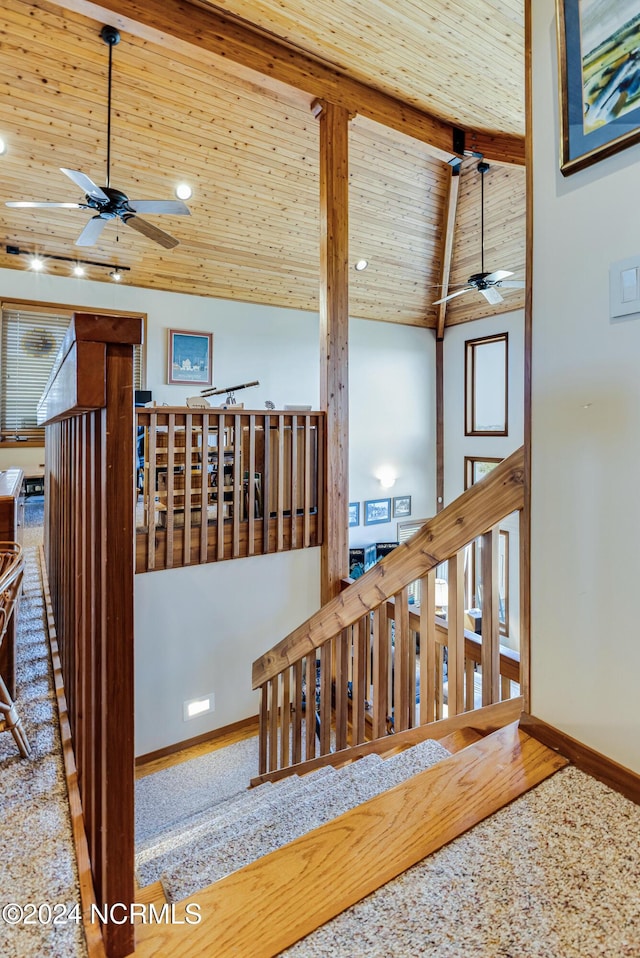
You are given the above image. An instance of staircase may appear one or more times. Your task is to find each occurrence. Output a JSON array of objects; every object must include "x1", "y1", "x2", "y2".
[{"x1": 133, "y1": 716, "x2": 567, "y2": 958}]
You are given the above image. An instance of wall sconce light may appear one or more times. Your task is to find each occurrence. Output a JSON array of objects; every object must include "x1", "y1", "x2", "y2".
[{"x1": 377, "y1": 466, "x2": 396, "y2": 489}]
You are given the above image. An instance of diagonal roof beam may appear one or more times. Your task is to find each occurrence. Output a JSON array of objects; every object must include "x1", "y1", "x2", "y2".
[
  {"x1": 53, "y1": 0, "x2": 525, "y2": 166},
  {"x1": 436, "y1": 168, "x2": 461, "y2": 339}
]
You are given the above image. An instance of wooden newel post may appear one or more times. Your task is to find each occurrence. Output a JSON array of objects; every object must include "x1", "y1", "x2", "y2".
[{"x1": 314, "y1": 98, "x2": 350, "y2": 604}]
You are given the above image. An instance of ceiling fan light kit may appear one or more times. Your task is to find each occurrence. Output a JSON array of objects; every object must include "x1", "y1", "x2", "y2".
[
  {"x1": 432, "y1": 161, "x2": 524, "y2": 307},
  {"x1": 5, "y1": 25, "x2": 190, "y2": 251}
]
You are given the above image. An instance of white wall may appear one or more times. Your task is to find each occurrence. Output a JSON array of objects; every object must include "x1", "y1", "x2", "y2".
[
  {"x1": 0, "y1": 267, "x2": 436, "y2": 752},
  {"x1": 348, "y1": 319, "x2": 436, "y2": 548},
  {"x1": 443, "y1": 310, "x2": 524, "y2": 504},
  {"x1": 134, "y1": 548, "x2": 321, "y2": 755},
  {"x1": 532, "y1": 1, "x2": 640, "y2": 771},
  {"x1": 443, "y1": 310, "x2": 525, "y2": 652}
]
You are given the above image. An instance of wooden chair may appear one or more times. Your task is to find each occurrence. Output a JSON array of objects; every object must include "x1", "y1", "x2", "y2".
[{"x1": 0, "y1": 542, "x2": 31, "y2": 758}]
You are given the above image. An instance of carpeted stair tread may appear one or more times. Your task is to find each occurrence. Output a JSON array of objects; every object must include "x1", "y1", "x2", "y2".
[
  {"x1": 155, "y1": 741, "x2": 451, "y2": 902},
  {"x1": 136, "y1": 764, "x2": 341, "y2": 885},
  {"x1": 137, "y1": 769, "x2": 317, "y2": 858}
]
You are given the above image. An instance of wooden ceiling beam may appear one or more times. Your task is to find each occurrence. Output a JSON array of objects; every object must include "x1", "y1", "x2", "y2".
[
  {"x1": 435, "y1": 169, "x2": 461, "y2": 340},
  {"x1": 51, "y1": 0, "x2": 524, "y2": 166}
]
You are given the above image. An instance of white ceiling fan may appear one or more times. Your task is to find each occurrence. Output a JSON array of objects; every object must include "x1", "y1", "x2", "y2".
[
  {"x1": 433, "y1": 161, "x2": 524, "y2": 306},
  {"x1": 6, "y1": 25, "x2": 190, "y2": 250}
]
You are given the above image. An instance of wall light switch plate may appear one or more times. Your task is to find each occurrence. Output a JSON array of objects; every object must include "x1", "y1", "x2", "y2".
[{"x1": 610, "y1": 256, "x2": 640, "y2": 320}]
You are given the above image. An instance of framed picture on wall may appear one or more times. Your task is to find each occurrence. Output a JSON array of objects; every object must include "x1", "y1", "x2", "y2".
[
  {"x1": 557, "y1": 0, "x2": 640, "y2": 175},
  {"x1": 348, "y1": 502, "x2": 360, "y2": 527},
  {"x1": 167, "y1": 329, "x2": 213, "y2": 385},
  {"x1": 392, "y1": 495, "x2": 411, "y2": 518},
  {"x1": 364, "y1": 497, "x2": 391, "y2": 525}
]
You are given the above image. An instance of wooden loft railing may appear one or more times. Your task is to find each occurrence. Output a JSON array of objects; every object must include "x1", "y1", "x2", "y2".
[
  {"x1": 135, "y1": 408, "x2": 325, "y2": 572},
  {"x1": 38, "y1": 312, "x2": 141, "y2": 958},
  {"x1": 252, "y1": 446, "x2": 525, "y2": 779}
]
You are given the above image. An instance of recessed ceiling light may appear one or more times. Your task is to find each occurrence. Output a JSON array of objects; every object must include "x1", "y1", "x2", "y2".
[
  {"x1": 29, "y1": 255, "x2": 44, "y2": 271},
  {"x1": 354, "y1": 259, "x2": 368, "y2": 271},
  {"x1": 110, "y1": 268, "x2": 123, "y2": 282},
  {"x1": 73, "y1": 264, "x2": 85, "y2": 277},
  {"x1": 176, "y1": 182, "x2": 192, "y2": 200},
  {"x1": 0, "y1": 137, "x2": 6, "y2": 155}
]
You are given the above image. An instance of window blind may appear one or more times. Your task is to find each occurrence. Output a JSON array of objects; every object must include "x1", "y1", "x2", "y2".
[
  {"x1": 1, "y1": 305, "x2": 143, "y2": 442},
  {"x1": 0, "y1": 306, "x2": 71, "y2": 441}
]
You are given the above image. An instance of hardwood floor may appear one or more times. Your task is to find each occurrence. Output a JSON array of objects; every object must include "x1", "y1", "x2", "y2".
[{"x1": 135, "y1": 718, "x2": 259, "y2": 780}]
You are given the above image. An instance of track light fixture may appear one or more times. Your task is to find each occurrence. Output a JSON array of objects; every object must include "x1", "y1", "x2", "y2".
[{"x1": 6, "y1": 245, "x2": 130, "y2": 280}]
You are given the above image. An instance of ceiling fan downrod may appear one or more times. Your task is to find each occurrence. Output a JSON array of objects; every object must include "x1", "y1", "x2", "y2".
[
  {"x1": 477, "y1": 160, "x2": 490, "y2": 276},
  {"x1": 100, "y1": 25, "x2": 120, "y2": 189}
]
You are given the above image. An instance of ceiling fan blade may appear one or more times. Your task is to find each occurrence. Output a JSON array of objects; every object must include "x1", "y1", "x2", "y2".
[
  {"x1": 128, "y1": 200, "x2": 190, "y2": 215},
  {"x1": 484, "y1": 269, "x2": 513, "y2": 283},
  {"x1": 76, "y1": 216, "x2": 108, "y2": 247},
  {"x1": 124, "y1": 214, "x2": 179, "y2": 249},
  {"x1": 432, "y1": 286, "x2": 474, "y2": 306},
  {"x1": 6, "y1": 201, "x2": 83, "y2": 209},
  {"x1": 60, "y1": 168, "x2": 109, "y2": 203},
  {"x1": 496, "y1": 280, "x2": 525, "y2": 289},
  {"x1": 480, "y1": 286, "x2": 504, "y2": 305}
]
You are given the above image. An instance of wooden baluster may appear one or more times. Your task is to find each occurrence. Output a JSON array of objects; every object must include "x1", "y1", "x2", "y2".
[
  {"x1": 419, "y1": 570, "x2": 436, "y2": 725},
  {"x1": 319, "y1": 640, "x2": 332, "y2": 755},
  {"x1": 165, "y1": 414, "x2": 176, "y2": 569},
  {"x1": 465, "y1": 658, "x2": 476, "y2": 711},
  {"x1": 259, "y1": 684, "x2": 268, "y2": 776},
  {"x1": 501, "y1": 674, "x2": 511, "y2": 702},
  {"x1": 435, "y1": 643, "x2": 444, "y2": 720},
  {"x1": 233, "y1": 414, "x2": 242, "y2": 558},
  {"x1": 276, "y1": 415, "x2": 285, "y2": 551},
  {"x1": 447, "y1": 552, "x2": 465, "y2": 716},
  {"x1": 305, "y1": 653, "x2": 316, "y2": 761},
  {"x1": 199, "y1": 414, "x2": 209, "y2": 563},
  {"x1": 183, "y1": 413, "x2": 193, "y2": 566},
  {"x1": 316, "y1": 417, "x2": 324, "y2": 546},
  {"x1": 292, "y1": 659, "x2": 303, "y2": 764},
  {"x1": 268, "y1": 676, "x2": 279, "y2": 772},
  {"x1": 290, "y1": 415, "x2": 298, "y2": 549},
  {"x1": 352, "y1": 614, "x2": 368, "y2": 745},
  {"x1": 481, "y1": 524, "x2": 500, "y2": 706},
  {"x1": 393, "y1": 586, "x2": 410, "y2": 731},
  {"x1": 263, "y1": 415, "x2": 271, "y2": 555},
  {"x1": 247, "y1": 415, "x2": 256, "y2": 556},
  {"x1": 217, "y1": 413, "x2": 226, "y2": 561},
  {"x1": 372, "y1": 604, "x2": 390, "y2": 738},
  {"x1": 408, "y1": 601, "x2": 417, "y2": 729},
  {"x1": 303, "y1": 417, "x2": 311, "y2": 548},
  {"x1": 281, "y1": 666, "x2": 291, "y2": 769},
  {"x1": 334, "y1": 628, "x2": 349, "y2": 752}
]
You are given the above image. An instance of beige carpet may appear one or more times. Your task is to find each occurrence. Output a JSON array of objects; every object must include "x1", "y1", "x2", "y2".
[{"x1": 0, "y1": 541, "x2": 86, "y2": 958}]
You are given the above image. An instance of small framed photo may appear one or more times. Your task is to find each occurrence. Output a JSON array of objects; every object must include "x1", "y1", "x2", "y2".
[
  {"x1": 557, "y1": 0, "x2": 640, "y2": 175},
  {"x1": 392, "y1": 495, "x2": 411, "y2": 518},
  {"x1": 364, "y1": 497, "x2": 391, "y2": 526},
  {"x1": 168, "y1": 329, "x2": 213, "y2": 385},
  {"x1": 348, "y1": 502, "x2": 360, "y2": 527}
]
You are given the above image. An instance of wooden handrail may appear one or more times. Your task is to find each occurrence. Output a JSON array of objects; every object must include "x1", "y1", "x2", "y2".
[
  {"x1": 253, "y1": 445, "x2": 525, "y2": 777},
  {"x1": 253, "y1": 445, "x2": 524, "y2": 688}
]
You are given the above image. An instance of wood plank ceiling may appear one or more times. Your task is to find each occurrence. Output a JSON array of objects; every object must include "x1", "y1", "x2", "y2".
[{"x1": 0, "y1": 0, "x2": 525, "y2": 329}]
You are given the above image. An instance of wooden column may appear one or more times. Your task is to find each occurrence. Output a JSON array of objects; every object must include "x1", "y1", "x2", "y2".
[{"x1": 315, "y1": 99, "x2": 350, "y2": 603}]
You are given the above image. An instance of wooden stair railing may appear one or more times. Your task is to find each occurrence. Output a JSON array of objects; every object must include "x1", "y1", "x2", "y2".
[
  {"x1": 38, "y1": 312, "x2": 141, "y2": 958},
  {"x1": 252, "y1": 446, "x2": 525, "y2": 777},
  {"x1": 135, "y1": 408, "x2": 325, "y2": 572}
]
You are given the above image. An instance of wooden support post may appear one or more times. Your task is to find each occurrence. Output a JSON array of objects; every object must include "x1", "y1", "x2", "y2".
[{"x1": 315, "y1": 99, "x2": 350, "y2": 603}]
